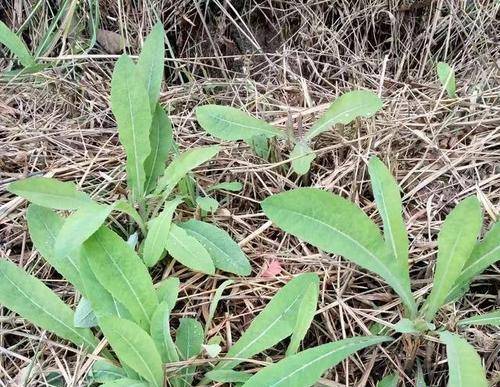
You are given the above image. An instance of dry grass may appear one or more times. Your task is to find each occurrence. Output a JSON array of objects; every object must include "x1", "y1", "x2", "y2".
[{"x1": 0, "y1": 0, "x2": 499, "y2": 386}]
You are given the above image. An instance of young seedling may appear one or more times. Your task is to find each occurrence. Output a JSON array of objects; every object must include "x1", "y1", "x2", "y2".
[
  {"x1": 262, "y1": 156, "x2": 498, "y2": 386},
  {"x1": 436, "y1": 61, "x2": 457, "y2": 98},
  {"x1": 196, "y1": 91, "x2": 383, "y2": 176}
]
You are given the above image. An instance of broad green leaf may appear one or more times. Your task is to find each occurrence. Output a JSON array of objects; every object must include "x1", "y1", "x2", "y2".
[
  {"x1": 82, "y1": 226, "x2": 158, "y2": 329},
  {"x1": 208, "y1": 181, "x2": 243, "y2": 192},
  {"x1": 205, "y1": 370, "x2": 251, "y2": 383},
  {"x1": 137, "y1": 22, "x2": 165, "y2": 109},
  {"x1": 143, "y1": 198, "x2": 182, "y2": 267},
  {"x1": 203, "y1": 343, "x2": 222, "y2": 357},
  {"x1": 215, "y1": 273, "x2": 319, "y2": 371},
  {"x1": 440, "y1": 331, "x2": 487, "y2": 387},
  {"x1": 155, "y1": 145, "x2": 220, "y2": 195},
  {"x1": 242, "y1": 336, "x2": 390, "y2": 387},
  {"x1": 55, "y1": 202, "x2": 113, "y2": 258},
  {"x1": 89, "y1": 360, "x2": 127, "y2": 383},
  {"x1": 144, "y1": 105, "x2": 173, "y2": 193},
  {"x1": 179, "y1": 219, "x2": 251, "y2": 275},
  {"x1": 458, "y1": 310, "x2": 500, "y2": 327},
  {"x1": 206, "y1": 280, "x2": 234, "y2": 334},
  {"x1": 423, "y1": 197, "x2": 482, "y2": 321},
  {"x1": 166, "y1": 224, "x2": 215, "y2": 274},
  {"x1": 26, "y1": 205, "x2": 85, "y2": 294},
  {"x1": 437, "y1": 62, "x2": 456, "y2": 98},
  {"x1": 261, "y1": 188, "x2": 415, "y2": 314},
  {"x1": 8, "y1": 177, "x2": 92, "y2": 210},
  {"x1": 74, "y1": 298, "x2": 98, "y2": 328},
  {"x1": 305, "y1": 90, "x2": 382, "y2": 140},
  {"x1": 393, "y1": 318, "x2": 419, "y2": 334},
  {"x1": 174, "y1": 318, "x2": 204, "y2": 387},
  {"x1": 150, "y1": 301, "x2": 179, "y2": 363},
  {"x1": 368, "y1": 156, "x2": 413, "y2": 316},
  {"x1": 100, "y1": 379, "x2": 149, "y2": 387},
  {"x1": 0, "y1": 260, "x2": 97, "y2": 349},
  {"x1": 100, "y1": 317, "x2": 163, "y2": 387},
  {"x1": 196, "y1": 105, "x2": 283, "y2": 141},
  {"x1": 447, "y1": 222, "x2": 500, "y2": 302},
  {"x1": 247, "y1": 134, "x2": 271, "y2": 159},
  {"x1": 196, "y1": 196, "x2": 219, "y2": 213},
  {"x1": 79, "y1": 256, "x2": 132, "y2": 322},
  {"x1": 377, "y1": 373, "x2": 398, "y2": 387},
  {"x1": 286, "y1": 279, "x2": 318, "y2": 355},
  {"x1": 290, "y1": 142, "x2": 315, "y2": 176},
  {"x1": 156, "y1": 277, "x2": 180, "y2": 309},
  {"x1": 0, "y1": 21, "x2": 36, "y2": 67},
  {"x1": 111, "y1": 55, "x2": 152, "y2": 201}
]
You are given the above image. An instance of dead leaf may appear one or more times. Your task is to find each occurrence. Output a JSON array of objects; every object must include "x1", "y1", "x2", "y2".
[
  {"x1": 261, "y1": 259, "x2": 282, "y2": 277},
  {"x1": 96, "y1": 29, "x2": 125, "y2": 54}
]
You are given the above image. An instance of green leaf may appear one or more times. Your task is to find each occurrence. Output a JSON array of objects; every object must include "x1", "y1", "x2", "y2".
[
  {"x1": 290, "y1": 142, "x2": 315, "y2": 176},
  {"x1": 393, "y1": 318, "x2": 419, "y2": 334},
  {"x1": 156, "y1": 277, "x2": 180, "y2": 309},
  {"x1": 196, "y1": 196, "x2": 219, "y2": 213},
  {"x1": 155, "y1": 145, "x2": 219, "y2": 196},
  {"x1": 74, "y1": 298, "x2": 98, "y2": 328},
  {"x1": 79, "y1": 256, "x2": 132, "y2": 321},
  {"x1": 205, "y1": 370, "x2": 251, "y2": 383},
  {"x1": 137, "y1": 22, "x2": 164, "y2": 109},
  {"x1": 458, "y1": 310, "x2": 500, "y2": 327},
  {"x1": 206, "y1": 280, "x2": 234, "y2": 334},
  {"x1": 174, "y1": 318, "x2": 204, "y2": 387},
  {"x1": 8, "y1": 177, "x2": 92, "y2": 210},
  {"x1": 242, "y1": 336, "x2": 391, "y2": 387},
  {"x1": 166, "y1": 224, "x2": 215, "y2": 274},
  {"x1": 100, "y1": 317, "x2": 164, "y2": 387},
  {"x1": 100, "y1": 379, "x2": 150, "y2": 387},
  {"x1": 178, "y1": 220, "x2": 251, "y2": 275},
  {"x1": 368, "y1": 156, "x2": 414, "y2": 316},
  {"x1": 423, "y1": 197, "x2": 482, "y2": 321},
  {"x1": 215, "y1": 273, "x2": 319, "y2": 371},
  {"x1": 437, "y1": 62, "x2": 456, "y2": 98},
  {"x1": 196, "y1": 105, "x2": 283, "y2": 141},
  {"x1": 377, "y1": 373, "x2": 399, "y2": 387},
  {"x1": 26, "y1": 205, "x2": 86, "y2": 294},
  {"x1": 208, "y1": 181, "x2": 243, "y2": 192},
  {"x1": 82, "y1": 226, "x2": 158, "y2": 329},
  {"x1": 440, "y1": 331, "x2": 487, "y2": 387},
  {"x1": 150, "y1": 301, "x2": 179, "y2": 363},
  {"x1": 89, "y1": 360, "x2": 127, "y2": 383},
  {"x1": 111, "y1": 55, "x2": 152, "y2": 201},
  {"x1": 144, "y1": 104, "x2": 173, "y2": 193},
  {"x1": 143, "y1": 198, "x2": 182, "y2": 267},
  {"x1": 305, "y1": 90, "x2": 382, "y2": 140},
  {"x1": 416, "y1": 361, "x2": 427, "y2": 387},
  {"x1": 447, "y1": 221, "x2": 500, "y2": 302},
  {"x1": 247, "y1": 134, "x2": 271, "y2": 159},
  {"x1": 261, "y1": 188, "x2": 415, "y2": 314},
  {"x1": 0, "y1": 260, "x2": 97, "y2": 349},
  {"x1": 286, "y1": 279, "x2": 318, "y2": 355},
  {"x1": 114, "y1": 200, "x2": 147, "y2": 234},
  {"x1": 0, "y1": 21, "x2": 36, "y2": 67},
  {"x1": 55, "y1": 202, "x2": 113, "y2": 258}
]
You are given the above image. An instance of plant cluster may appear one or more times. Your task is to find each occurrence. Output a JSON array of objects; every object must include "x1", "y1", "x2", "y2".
[{"x1": 1, "y1": 22, "x2": 498, "y2": 387}]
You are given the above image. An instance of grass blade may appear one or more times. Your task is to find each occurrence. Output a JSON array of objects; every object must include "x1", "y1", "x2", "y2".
[
  {"x1": 423, "y1": 197, "x2": 482, "y2": 321},
  {"x1": 0, "y1": 20, "x2": 36, "y2": 67},
  {"x1": 205, "y1": 280, "x2": 234, "y2": 334}
]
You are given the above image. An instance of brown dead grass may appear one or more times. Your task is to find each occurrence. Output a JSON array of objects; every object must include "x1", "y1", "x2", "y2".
[{"x1": 0, "y1": 0, "x2": 499, "y2": 386}]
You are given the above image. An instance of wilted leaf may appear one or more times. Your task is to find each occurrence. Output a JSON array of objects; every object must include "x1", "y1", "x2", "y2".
[
  {"x1": 97, "y1": 29, "x2": 125, "y2": 54},
  {"x1": 261, "y1": 260, "x2": 282, "y2": 278}
]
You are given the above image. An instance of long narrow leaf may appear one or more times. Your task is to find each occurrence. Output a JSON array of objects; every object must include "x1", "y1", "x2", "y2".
[
  {"x1": 436, "y1": 62, "x2": 456, "y2": 98},
  {"x1": 458, "y1": 310, "x2": 500, "y2": 327},
  {"x1": 111, "y1": 55, "x2": 152, "y2": 201},
  {"x1": 423, "y1": 197, "x2": 482, "y2": 321},
  {"x1": 262, "y1": 188, "x2": 415, "y2": 313},
  {"x1": 0, "y1": 21, "x2": 36, "y2": 67},
  {"x1": 242, "y1": 336, "x2": 391, "y2": 387},
  {"x1": 174, "y1": 318, "x2": 204, "y2": 387},
  {"x1": 196, "y1": 105, "x2": 283, "y2": 141},
  {"x1": 150, "y1": 301, "x2": 179, "y2": 363},
  {"x1": 0, "y1": 260, "x2": 97, "y2": 349},
  {"x1": 156, "y1": 277, "x2": 180, "y2": 308},
  {"x1": 82, "y1": 226, "x2": 158, "y2": 329},
  {"x1": 100, "y1": 317, "x2": 164, "y2": 387},
  {"x1": 440, "y1": 331, "x2": 487, "y2": 387},
  {"x1": 8, "y1": 177, "x2": 92, "y2": 210}
]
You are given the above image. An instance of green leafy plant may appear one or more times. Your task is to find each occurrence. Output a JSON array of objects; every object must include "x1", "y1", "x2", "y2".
[
  {"x1": 436, "y1": 61, "x2": 457, "y2": 98},
  {"x1": 196, "y1": 91, "x2": 382, "y2": 175},
  {"x1": 262, "y1": 156, "x2": 498, "y2": 385}
]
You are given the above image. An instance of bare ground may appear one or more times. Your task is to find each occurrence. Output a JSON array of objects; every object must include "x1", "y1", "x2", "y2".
[{"x1": 0, "y1": 1, "x2": 499, "y2": 386}]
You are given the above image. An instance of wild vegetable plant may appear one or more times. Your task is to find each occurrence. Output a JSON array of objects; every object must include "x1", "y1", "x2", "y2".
[
  {"x1": 196, "y1": 91, "x2": 383, "y2": 175},
  {"x1": 262, "y1": 156, "x2": 499, "y2": 386},
  {"x1": 436, "y1": 61, "x2": 456, "y2": 98}
]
